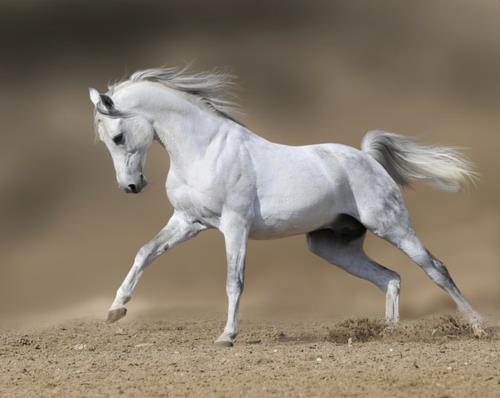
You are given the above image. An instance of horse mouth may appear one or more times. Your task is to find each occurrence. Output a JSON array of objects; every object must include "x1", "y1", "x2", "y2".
[{"x1": 127, "y1": 184, "x2": 139, "y2": 194}]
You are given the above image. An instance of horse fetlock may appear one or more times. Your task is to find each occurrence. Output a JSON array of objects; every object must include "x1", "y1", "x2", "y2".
[
  {"x1": 385, "y1": 279, "x2": 400, "y2": 323},
  {"x1": 387, "y1": 278, "x2": 401, "y2": 294},
  {"x1": 114, "y1": 289, "x2": 131, "y2": 306}
]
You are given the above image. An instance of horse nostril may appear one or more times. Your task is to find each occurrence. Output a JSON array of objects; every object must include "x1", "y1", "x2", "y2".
[{"x1": 128, "y1": 184, "x2": 138, "y2": 193}]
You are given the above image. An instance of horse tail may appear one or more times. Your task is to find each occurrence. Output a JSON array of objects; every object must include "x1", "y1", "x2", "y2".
[{"x1": 361, "y1": 130, "x2": 477, "y2": 192}]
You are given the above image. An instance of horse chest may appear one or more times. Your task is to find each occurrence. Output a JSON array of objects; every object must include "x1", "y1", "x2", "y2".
[{"x1": 166, "y1": 179, "x2": 225, "y2": 225}]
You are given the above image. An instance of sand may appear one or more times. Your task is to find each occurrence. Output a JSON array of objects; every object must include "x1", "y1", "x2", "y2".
[{"x1": 1, "y1": 312, "x2": 499, "y2": 397}]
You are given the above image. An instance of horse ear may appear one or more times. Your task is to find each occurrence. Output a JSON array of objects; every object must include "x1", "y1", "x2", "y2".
[
  {"x1": 88, "y1": 88, "x2": 114, "y2": 110},
  {"x1": 89, "y1": 88, "x2": 101, "y2": 106},
  {"x1": 99, "y1": 94, "x2": 114, "y2": 110}
]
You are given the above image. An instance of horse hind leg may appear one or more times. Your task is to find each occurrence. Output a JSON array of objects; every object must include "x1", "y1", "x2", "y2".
[
  {"x1": 362, "y1": 204, "x2": 485, "y2": 336},
  {"x1": 397, "y1": 231, "x2": 484, "y2": 335},
  {"x1": 306, "y1": 215, "x2": 401, "y2": 323}
]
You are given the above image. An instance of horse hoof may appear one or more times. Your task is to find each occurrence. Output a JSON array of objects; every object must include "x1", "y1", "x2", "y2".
[
  {"x1": 214, "y1": 338, "x2": 234, "y2": 348},
  {"x1": 107, "y1": 307, "x2": 127, "y2": 323},
  {"x1": 472, "y1": 324, "x2": 488, "y2": 338}
]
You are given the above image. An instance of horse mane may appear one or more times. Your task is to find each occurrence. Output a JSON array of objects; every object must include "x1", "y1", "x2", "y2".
[{"x1": 109, "y1": 66, "x2": 243, "y2": 125}]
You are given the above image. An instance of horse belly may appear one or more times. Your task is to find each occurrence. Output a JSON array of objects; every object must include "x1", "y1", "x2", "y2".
[{"x1": 249, "y1": 176, "x2": 342, "y2": 239}]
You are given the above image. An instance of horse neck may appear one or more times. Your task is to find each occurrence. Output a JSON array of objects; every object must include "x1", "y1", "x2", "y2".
[{"x1": 145, "y1": 89, "x2": 228, "y2": 171}]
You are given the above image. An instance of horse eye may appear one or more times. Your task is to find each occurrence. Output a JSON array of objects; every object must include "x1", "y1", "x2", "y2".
[{"x1": 112, "y1": 133, "x2": 124, "y2": 145}]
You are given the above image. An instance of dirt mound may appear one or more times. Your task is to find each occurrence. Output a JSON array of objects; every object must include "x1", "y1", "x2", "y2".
[
  {"x1": 327, "y1": 318, "x2": 386, "y2": 343},
  {"x1": 326, "y1": 315, "x2": 496, "y2": 344}
]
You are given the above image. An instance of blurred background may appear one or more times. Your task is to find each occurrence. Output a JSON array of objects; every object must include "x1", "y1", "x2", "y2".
[{"x1": 0, "y1": 0, "x2": 498, "y2": 327}]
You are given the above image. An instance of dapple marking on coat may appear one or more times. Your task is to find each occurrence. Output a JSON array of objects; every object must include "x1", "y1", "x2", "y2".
[{"x1": 89, "y1": 66, "x2": 483, "y2": 346}]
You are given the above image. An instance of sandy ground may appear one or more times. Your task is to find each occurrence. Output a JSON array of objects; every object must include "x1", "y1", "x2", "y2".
[{"x1": 1, "y1": 311, "x2": 499, "y2": 398}]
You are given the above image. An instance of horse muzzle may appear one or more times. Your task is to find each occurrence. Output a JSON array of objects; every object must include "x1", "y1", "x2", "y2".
[{"x1": 122, "y1": 175, "x2": 147, "y2": 194}]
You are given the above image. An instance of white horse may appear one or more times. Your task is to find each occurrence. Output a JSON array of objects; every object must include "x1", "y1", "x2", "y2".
[{"x1": 89, "y1": 66, "x2": 483, "y2": 345}]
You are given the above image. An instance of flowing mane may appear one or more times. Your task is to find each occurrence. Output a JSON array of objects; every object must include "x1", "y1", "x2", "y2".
[{"x1": 110, "y1": 66, "x2": 243, "y2": 125}]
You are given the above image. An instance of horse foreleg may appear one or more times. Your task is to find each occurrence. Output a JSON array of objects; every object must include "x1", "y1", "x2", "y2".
[
  {"x1": 215, "y1": 221, "x2": 249, "y2": 347},
  {"x1": 107, "y1": 212, "x2": 206, "y2": 322}
]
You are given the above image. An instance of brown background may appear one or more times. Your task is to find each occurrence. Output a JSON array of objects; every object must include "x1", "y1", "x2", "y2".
[{"x1": 1, "y1": 0, "x2": 498, "y2": 327}]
